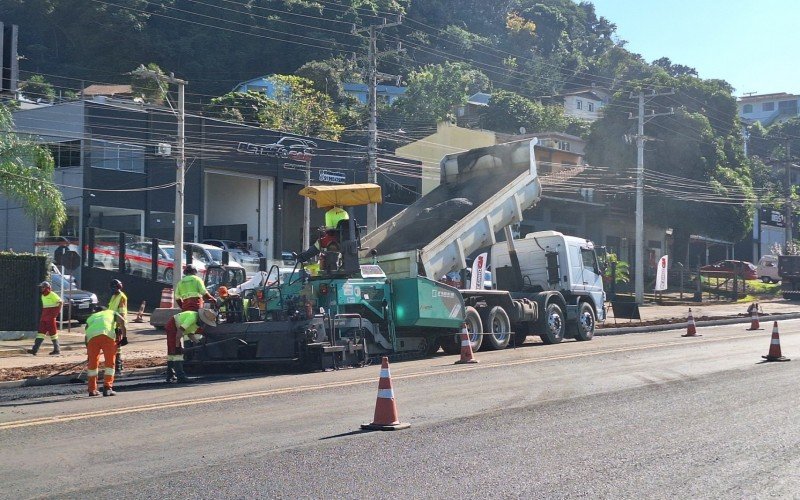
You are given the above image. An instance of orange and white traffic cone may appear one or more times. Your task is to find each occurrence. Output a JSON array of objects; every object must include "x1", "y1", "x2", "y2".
[
  {"x1": 681, "y1": 308, "x2": 701, "y2": 337},
  {"x1": 132, "y1": 301, "x2": 146, "y2": 323},
  {"x1": 454, "y1": 325, "x2": 479, "y2": 364},
  {"x1": 762, "y1": 321, "x2": 791, "y2": 362},
  {"x1": 159, "y1": 288, "x2": 174, "y2": 308},
  {"x1": 746, "y1": 309, "x2": 762, "y2": 331},
  {"x1": 361, "y1": 357, "x2": 410, "y2": 431}
]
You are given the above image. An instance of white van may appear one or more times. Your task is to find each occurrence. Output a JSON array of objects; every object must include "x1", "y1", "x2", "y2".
[{"x1": 757, "y1": 255, "x2": 780, "y2": 283}]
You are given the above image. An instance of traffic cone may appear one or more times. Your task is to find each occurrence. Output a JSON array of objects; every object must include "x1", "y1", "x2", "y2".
[
  {"x1": 762, "y1": 321, "x2": 790, "y2": 362},
  {"x1": 159, "y1": 288, "x2": 174, "y2": 308},
  {"x1": 746, "y1": 309, "x2": 762, "y2": 331},
  {"x1": 132, "y1": 301, "x2": 146, "y2": 323},
  {"x1": 361, "y1": 357, "x2": 410, "y2": 431},
  {"x1": 681, "y1": 308, "x2": 701, "y2": 337},
  {"x1": 454, "y1": 325, "x2": 479, "y2": 364}
]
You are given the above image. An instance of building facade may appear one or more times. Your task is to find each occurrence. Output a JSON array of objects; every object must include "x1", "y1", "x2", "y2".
[{"x1": 738, "y1": 92, "x2": 800, "y2": 126}]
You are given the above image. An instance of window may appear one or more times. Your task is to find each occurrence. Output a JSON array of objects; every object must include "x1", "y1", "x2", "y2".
[
  {"x1": 581, "y1": 248, "x2": 598, "y2": 274},
  {"x1": 588, "y1": 102, "x2": 594, "y2": 112},
  {"x1": 742, "y1": 104, "x2": 753, "y2": 114},
  {"x1": 558, "y1": 140, "x2": 571, "y2": 152},
  {"x1": 47, "y1": 140, "x2": 81, "y2": 168},
  {"x1": 576, "y1": 100, "x2": 583, "y2": 110},
  {"x1": 763, "y1": 102, "x2": 775, "y2": 112},
  {"x1": 91, "y1": 140, "x2": 145, "y2": 173}
]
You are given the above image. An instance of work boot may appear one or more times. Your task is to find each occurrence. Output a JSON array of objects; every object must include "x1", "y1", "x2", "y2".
[
  {"x1": 174, "y1": 361, "x2": 190, "y2": 384},
  {"x1": 27, "y1": 337, "x2": 44, "y2": 355},
  {"x1": 88, "y1": 390, "x2": 101, "y2": 397},
  {"x1": 165, "y1": 361, "x2": 177, "y2": 383},
  {"x1": 49, "y1": 339, "x2": 61, "y2": 355},
  {"x1": 102, "y1": 387, "x2": 116, "y2": 397},
  {"x1": 115, "y1": 353, "x2": 124, "y2": 375}
]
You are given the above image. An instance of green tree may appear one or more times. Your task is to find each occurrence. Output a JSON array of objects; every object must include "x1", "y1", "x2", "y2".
[
  {"x1": 481, "y1": 90, "x2": 572, "y2": 134},
  {"x1": 395, "y1": 62, "x2": 490, "y2": 123},
  {"x1": 207, "y1": 76, "x2": 344, "y2": 140},
  {"x1": 0, "y1": 105, "x2": 66, "y2": 232},
  {"x1": 19, "y1": 74, "x2": 55, "y2": 102},
  {"x1": 130, "y1": 63, "x2": 169, "y2": 105}
]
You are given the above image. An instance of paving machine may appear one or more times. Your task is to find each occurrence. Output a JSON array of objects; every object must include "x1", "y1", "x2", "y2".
[{"x1": 183, "y1": 183, "x2": 466, "y2": 371}]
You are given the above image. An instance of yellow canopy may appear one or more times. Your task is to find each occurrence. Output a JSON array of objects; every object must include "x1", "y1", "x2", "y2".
[{"x1": 299, "y1": 183, "x2": 383, "y2": 208}]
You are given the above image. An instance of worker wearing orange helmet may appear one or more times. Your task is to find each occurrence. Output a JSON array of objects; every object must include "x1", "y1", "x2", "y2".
[{"x1": 28, "y1": 281, "x2": 63, "y2": 356}]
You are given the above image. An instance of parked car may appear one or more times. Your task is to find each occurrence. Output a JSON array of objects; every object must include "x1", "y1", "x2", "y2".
[
  {"x1": 202, "y1": 239, "x2": 262, "y2": 274},
  {"x1": 185, "y1": 243, "x2": 245, "y2": 273},
  {"x1": 160, "y1": 244, "x2": 207, "y2": 279},
  {"x1": 700, "y1": 260, "x2": 758, "y2": 280},
  {"x1": 49, "y1": 273, "x2": 100, "y2": 324},
  {"x1": 126, "y1": 241, "x2": 176, "y2": 282},
  {"x1": 757, "y1": 255, "x2": 781, "y2": 283}
]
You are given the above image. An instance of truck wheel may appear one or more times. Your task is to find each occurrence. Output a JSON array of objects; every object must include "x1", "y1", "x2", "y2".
[
  {"x1": 483, "y1": 306, "x2": 511, "y2": 350},
  {"x1": 514, "y1": 322, "x2": 531, "y2": 346},
  {"x1": 440, "y1": 306, "x2": 483, "y2": 354},
  {"x1": 568, "y1": 302, "x2": 595, "y2": 341},
  {"x1": 423, "y1": 336, "x2": 440, "y2": 356},
  {"x1": 539, "y1": 303, "x2": 565, "y2": 344}
]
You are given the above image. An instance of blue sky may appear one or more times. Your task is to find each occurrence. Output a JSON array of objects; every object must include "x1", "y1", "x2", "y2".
[{"x1": 587, "y1": 0, "x2": 800, "y2": 96}]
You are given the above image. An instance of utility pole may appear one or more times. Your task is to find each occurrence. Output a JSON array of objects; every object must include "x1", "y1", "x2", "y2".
[
  {"x1": 354, "y1": 17, "x2": 402, "y2": 233},
  {"x1": 629, "y1": 89, "x2": 674, "y2": 304},
  {"x1": 131, "y1": 66, "x2": 186, "y2": 301},
  {"x1": 785, "y1": 139, "x2": 793, "y2": 250},
  {"x1": 303, "y1": 159, "x2": 311, "y2": 250}
]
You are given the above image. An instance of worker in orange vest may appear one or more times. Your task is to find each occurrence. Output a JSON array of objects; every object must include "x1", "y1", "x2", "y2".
[
  {"x1": 84, "y1": 309, "x2": 126, "y2": 397},
  {"x1": 28, "y1": 281, "x2": 63, "y2": 355}
]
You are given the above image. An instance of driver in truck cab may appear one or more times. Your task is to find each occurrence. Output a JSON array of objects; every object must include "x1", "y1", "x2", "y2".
[{"x1": 175, "y1": 264, "x2": 215, "y2": 311}]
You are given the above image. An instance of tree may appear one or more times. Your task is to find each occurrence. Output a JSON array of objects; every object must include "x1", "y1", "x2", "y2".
[
  {"x1": 19, "y1": 75, "x2": 55, "y2": 102},
  {"x1": 0, "y1": 105, "x2": 66, "y2": 232},
  {"x1": 481, "y1": 90, "x2": 571, "y2": 134},
  {"x1": 206, "y1": 76, "x2": 344, "y2": 140},
  {"x1": 130, "y1": 63, "x2": 168, "y2": 105},
  {"x1": 395, "y1": 62, "x2": 490, "y2": 123},
  {"x1": 652, "y1": 57, "x2": 698, "y2": 78}
]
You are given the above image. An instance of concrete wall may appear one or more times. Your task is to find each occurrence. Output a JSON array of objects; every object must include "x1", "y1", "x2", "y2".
[{"x1": 396, "y1": 122, "x2": 496, "y2": 195}]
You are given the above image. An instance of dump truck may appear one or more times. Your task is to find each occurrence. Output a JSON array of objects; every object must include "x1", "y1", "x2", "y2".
[
  {"x1": 778, "y1": 255, "x2": 800, "y2": 300},
  {"x1": 362, "y1": 137, "x2": 605, "y2": 354},
  {"x1": 184, "y1": 137, "x2": 604, "y2": 370}
]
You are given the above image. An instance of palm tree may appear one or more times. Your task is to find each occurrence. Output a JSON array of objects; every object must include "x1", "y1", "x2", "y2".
[{"x1": 0, "y1": 104, "x2": 66, "y2": 232}]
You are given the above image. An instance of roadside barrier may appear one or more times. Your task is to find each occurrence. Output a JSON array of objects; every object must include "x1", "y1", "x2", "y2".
[
  {"x1": 681, "y1": 308, "x2": 700, "y2": 337},
  {"x1": 747, "y1": 309, "x2": 762, "y2": 331},
  {"x1": 454, "y1": 325, "x2": 479, "y2": 364},
  {"x1": 132, "y1": 301, "x2": 146, "y2": 323},
  {"x1": 159, "y1": 288, "x2": 174, "y2": 309},
  {"x1": 762, "y1": 321, "x2": 790, "y2": 362},
  {"x1": 361, "y1": 357, "x2": 410, "y2": 431}
]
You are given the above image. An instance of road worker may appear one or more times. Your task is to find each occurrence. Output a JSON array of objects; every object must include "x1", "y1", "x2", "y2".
[
  {"x1": 28, "y1": 281, "x2": 63, "y2": 356},
  {"x1": 296, "y1": 205, "x2": 350, "y2": 264},
  {"x1": 84, "y1": 309, "x2": 126, "y2": 397},
  {"x1": 175, "y1": 264, "x2": 214, "y2": 311},
  {"x1": 108, "y1": 279, "x2": 128, "y2": 374},
  {"x1": 164, "y1": 308, "x2": 217, "y2": 383}
]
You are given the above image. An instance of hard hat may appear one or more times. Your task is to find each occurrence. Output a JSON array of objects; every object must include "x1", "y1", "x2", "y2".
[
  {"x1": 198, "y1": 308, "x2": 217, "y2": 327},
  {"x1": 110, "y1": 279, "x2": 123, "y2": 290},
  {"x1": 218, "y1": 286, "x2": 228, "y2": 297},
  {"x1": 39, "y1": 281, "x2": 51, "y2": 288},
  {"x1": 184, "y1": 264, "x2": 197, "y2": 275}
]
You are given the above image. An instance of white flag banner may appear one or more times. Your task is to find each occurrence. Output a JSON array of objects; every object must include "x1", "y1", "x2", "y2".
[
  {"x1": 655, "y1": 255, "x2": 669, "y2": 291},
  {"x1": 470, "y1": 252, "x2": 488, "y2": 290}
]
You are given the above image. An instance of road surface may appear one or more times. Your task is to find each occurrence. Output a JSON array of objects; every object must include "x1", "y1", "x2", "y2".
[{"x1": 1, "y1": 320, "x2": 799, "y2": 498}]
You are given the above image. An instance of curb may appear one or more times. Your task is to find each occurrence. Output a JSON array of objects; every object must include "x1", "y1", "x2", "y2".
[
  {"x1": 596, "y1": 312, "x2": 800, "y2": 336},
  {"x1": 0, "y1": 342, "x2": 86, "y2": 358},
  {"x1": 0, "y1": 331, "x2": 36, "y2": 341},
  {"x1": 0, "y1": 366, "x2": 166, "y2": 389}
]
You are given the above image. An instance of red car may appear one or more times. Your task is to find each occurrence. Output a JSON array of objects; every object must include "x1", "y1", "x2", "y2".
[{"x1": 700, "y1": 260, "x2": 758, "y2": 280}]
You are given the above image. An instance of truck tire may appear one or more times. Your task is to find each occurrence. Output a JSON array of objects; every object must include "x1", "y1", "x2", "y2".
[
  {"x1": 514, "y1": 322, "x2": 531, "y2": 346},
  {"x1": 483, "y1": 306, "x2": 511, "y2": 350},
  {"x1": 423, "y1": 336, "x2": 441, "y2": 356},
  {"x1": 538, "y1": 303, "x2": 565, "y2": 344},
  {"x1": 442, "y1": 306, "x2": 483, "y2": 354},
  {"x1": 568, "y1": 302, "x2": 595, "y2": 341}
]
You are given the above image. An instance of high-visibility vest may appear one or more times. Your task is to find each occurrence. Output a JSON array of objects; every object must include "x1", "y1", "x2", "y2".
[
  {"x1": 173, "y1": 311, "x2": 201, "y2": 337},
  {"x1": 325, "y1": 206, "x2": 349, "y2": 229},
  {"x1": 84, "y1": 310, "x2": 118, "y2": 341},
  {"x1": 176, "y1": 275, "x2": 207, "y2": 300},
  {"x1": 41, "y1": 291, "x2": 62, "y2": 308},
  {"x1": 108, "y1": 291, "x2": 128, "y2": 320}
]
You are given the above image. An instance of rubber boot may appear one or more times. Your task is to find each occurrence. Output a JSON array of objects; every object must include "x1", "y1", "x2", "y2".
[
  {"x1": 115, "y1": 352, "x2": 124, "y2": 375},
  {"x1": 165, "y1": 361, "x2": 177, "y2": 383},
  {"x1": 174, "y1": 360, "x2": 190, "y2": 384},
  {"x1": 49, "y1": 339, "x2": 61, "y2": 355},
  {"x1": 28, "y1": 337, "x2": 44, "y2": 355}
]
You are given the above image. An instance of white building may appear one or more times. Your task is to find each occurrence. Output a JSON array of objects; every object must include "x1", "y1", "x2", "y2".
[
  {"x1": 552, "y1": 88, "x2": 610, "y2": 122},
  {"x1": 738, "y1": 92, "x2": 800, "y2": 126}
]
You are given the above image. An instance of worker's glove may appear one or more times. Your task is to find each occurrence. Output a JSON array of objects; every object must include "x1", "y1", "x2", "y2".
[{"x1": 189, "y1": 334, "x2": 203, "y2": 343}]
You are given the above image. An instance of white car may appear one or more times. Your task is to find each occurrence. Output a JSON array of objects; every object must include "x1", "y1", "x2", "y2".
[
  {"x1": 185, "y1": 243, "x2": 245, "y2": 272},
  {"x1": 202, "y1": 239, "x2": 262, "y2": 274},
  {"x1": 757, "y1": 255, "x2": 781, "y2": 283},
  {"x1": 160, "y1": 244, "x2": 208, "y2": 278}
]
